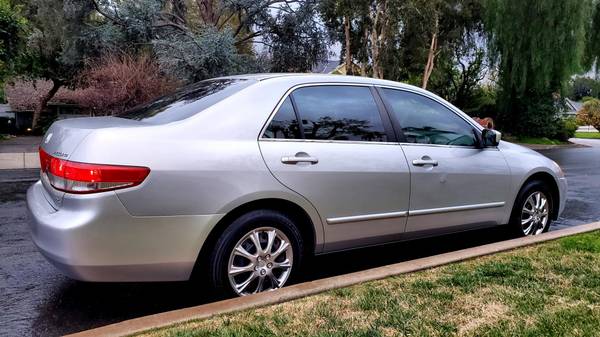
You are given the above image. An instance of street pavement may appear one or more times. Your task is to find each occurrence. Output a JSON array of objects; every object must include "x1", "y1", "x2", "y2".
[{"x1": 1, "y1": 145, "x2": 600, "y2": 337}]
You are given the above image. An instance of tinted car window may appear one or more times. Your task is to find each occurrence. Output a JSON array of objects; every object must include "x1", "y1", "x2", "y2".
[
  {"x1": 118, "y1": 79, "x2": 255, "y2": 124},
  {"x1": 264, "y1": 97, "x2": 301, "y2": 139},
  {"x1": 292, "y1": 86, "x2": 387, "y2": 142},
  {"x1": 382, "y1": 89, "x2": 477, "y2": 146}
]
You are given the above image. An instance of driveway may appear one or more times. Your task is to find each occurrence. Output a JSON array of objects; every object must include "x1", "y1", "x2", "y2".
[{"x1": 1, "y1": 145, "x2": 600, "y2": 337}]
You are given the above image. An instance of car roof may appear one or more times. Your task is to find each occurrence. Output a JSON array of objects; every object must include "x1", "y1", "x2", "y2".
[{"x1": 220, "y1": 73, "x2": 420, "y2": 90}]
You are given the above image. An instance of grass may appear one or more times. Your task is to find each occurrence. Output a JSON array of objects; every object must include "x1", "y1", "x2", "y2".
[
  {"x1": 574, "y1": 132, "x2": 600, "y2": 139},
  {"x1": 138, "y1": 231, "x2": 600, "y2": 337},
  {"x1": 515, "y1": 137, "x2": 568, "y2": 145}
]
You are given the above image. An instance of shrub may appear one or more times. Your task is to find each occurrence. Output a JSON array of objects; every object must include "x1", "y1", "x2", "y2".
[
  {"x1": 577, "y1": 98, "x2": 600, "y2": 133},
  {"x1": 554, "y1": 117, "x2": 579, "y2": 141},
  {"x1": 75, "y1": 54, "x2": 179, "y2": 115}
]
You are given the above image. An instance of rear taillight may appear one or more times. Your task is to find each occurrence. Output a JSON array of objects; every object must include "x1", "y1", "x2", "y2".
[{"x1": 39, "y1": 148, "x2": 150, "y2": 194}]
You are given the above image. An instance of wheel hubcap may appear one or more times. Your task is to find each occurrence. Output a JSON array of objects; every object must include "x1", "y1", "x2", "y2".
[
  {"x1": 521, "y1": 191, "x2": 549, "y2": 235},
  {"x1": 227, "y1": 227, "x2": 293, "y2": 296}
]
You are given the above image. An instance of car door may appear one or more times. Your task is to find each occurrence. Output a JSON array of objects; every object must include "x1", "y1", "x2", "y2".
[
  {"x1": 259, "y1": 85, "x2": 411, "y2": 251},
  {"x1": 378, "y1": 87, "x2": 511, "y2": 235}
]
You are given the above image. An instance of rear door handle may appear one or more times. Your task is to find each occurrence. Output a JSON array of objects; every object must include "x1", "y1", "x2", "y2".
[
  {"x1": 412, "y1": 158, "x2": 438, "y2": 167},
  {"x1": 281, "y1": 154, "x2": 319, "y2": 165}
]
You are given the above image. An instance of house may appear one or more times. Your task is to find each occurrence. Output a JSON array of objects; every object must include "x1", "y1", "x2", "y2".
[
  {"x1": 563, "y1": 98, "x2": 583, "y2": 117},
  {"x1": 0, "y1": 104, "x2": 16, "y2": 134},
  {"x1": 311, "y1": 60, "x2": 364, "y2": 75},
  {"x1": 312, "y1": 60, "x2": 340, "y2": 74}
]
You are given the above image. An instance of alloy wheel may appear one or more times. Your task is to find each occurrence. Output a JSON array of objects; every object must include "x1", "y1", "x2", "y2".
[
  {"x1": 227, "y1": 227, "x2": 293, "y2": 296},
  {"x1": 520, "y1": 191, "x2": 549, "y2": 235}
]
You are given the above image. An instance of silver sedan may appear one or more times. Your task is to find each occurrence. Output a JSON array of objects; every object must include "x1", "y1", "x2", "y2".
[{"x1": 27, "y1": 74, "x2": 567, "y2": 296}]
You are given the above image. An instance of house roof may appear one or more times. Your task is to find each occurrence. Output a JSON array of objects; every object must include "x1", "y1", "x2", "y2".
[
  {"x1": 0, "y1": 104, "x2": 12, "y2": 113},
  {"x1": 311, "y1": 60, "x2": 341, "y2": 74},
  {"x1": 565, "y1": 98, "x2": 583, "y2": 113}
]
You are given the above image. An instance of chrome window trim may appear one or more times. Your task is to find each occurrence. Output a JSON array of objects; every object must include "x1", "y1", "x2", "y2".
[
  {"x1": 327, "y1": 210, "x2": 408, "y2": 225},
  {"x1": 398, "y1": 142, "x2": 500, "y2": 150},
  {"x1": 327, "y1": 201, "x2": 505, "y2": 225},
  {"x1": 258, "y1": 82, "x2": 382, "y2": 142},
  {"x1": 259, "y1": 138, "x2": 401, "y2": 146}
]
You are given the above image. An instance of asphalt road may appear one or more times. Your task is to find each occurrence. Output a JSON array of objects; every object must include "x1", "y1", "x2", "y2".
[{"x1": 1, "y1": 145, "x2": 599, "y2": 337}]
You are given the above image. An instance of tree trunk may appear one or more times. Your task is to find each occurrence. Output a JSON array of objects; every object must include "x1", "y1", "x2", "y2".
[
  {"x1": 370, "y1": 5, "x2": 380, "y2": 78},
  {"x1": 370, "y1": 0, "x2": 386, "y2": 79},
  {"x1": 422, "y1": 15, "x2": 439, "y2": 89},
  {"x1": 32, "y1": 79, "x2": 61, "y2": 130},
  {"x1": 197, "y1": 0, "x2": 217, "y2": 25},
  {"x1": 344, "y1": 14, "x2": 352, "y2": 75}
]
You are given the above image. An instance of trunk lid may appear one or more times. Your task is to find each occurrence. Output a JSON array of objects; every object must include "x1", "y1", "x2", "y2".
[{"x1": 39, "y1": 117, "x2": 143, "y2": 208}]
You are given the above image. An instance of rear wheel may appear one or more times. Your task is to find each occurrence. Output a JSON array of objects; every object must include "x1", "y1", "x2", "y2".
[
  {"x1": 207, "y1": 209, "x2": 303, "y2": 296},
  {"x1": 509, "y1": 180, "x2": 553, "y2": 236}
]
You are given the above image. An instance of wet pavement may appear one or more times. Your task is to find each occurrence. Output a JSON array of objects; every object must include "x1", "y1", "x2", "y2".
[{"x1": 1, "y1": 146, "x2": 600, "y2": 337}]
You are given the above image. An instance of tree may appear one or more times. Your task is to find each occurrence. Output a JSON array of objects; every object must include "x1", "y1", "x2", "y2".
[
  {"x1": 0, "y1": 0, "x2": 28, "y2": 83},
  {"x1": 485, "y1": 0, "x2": 593, "y2": 137},
  {"x1": 266, "y1": 1, "x2": 328, "y2": 72},
  {"x1": 584, "y1": 0, "x2": 600, "y2": 75},
  {"x1": 319, "y1": 0, "x2": 367, "y2": 75},
  {"x1": 577, "y1": 98, "x2": 600, "y2": 132},
  {"x1": 320, "y1": 0, "x2": 403, "y2": 79},
  {"x1": 397, "y1": 0, "x2": 484, "y2": 88},
  {"x1": 568, "y1": 77, "x2": 600, "y2": 101},
  {"x1": 430, "y1": 45, "x2": 488, "y2": 112},
  {"x1": 92, "y1": 0, "x2": 325, "y2": 80},
  {"x1": 17, "y1": 0, "x2": 97, "y2": 129}
]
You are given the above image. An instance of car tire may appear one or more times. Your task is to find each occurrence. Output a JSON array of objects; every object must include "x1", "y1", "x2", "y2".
[
  {"x1": 509, "y1": 180, "x2": 554, "y2": 237},
  {"x1": 206, "y1": 209, "x2": 304, "y2": 297}
]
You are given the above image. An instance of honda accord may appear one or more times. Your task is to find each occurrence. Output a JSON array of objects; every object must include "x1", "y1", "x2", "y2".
[{"x1": 27, "y1": 74, "x2": 567, "y2": 296}]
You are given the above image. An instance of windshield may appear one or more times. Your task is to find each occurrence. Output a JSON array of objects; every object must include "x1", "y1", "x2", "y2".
[{"x1": 118, "y1": 78, "x2": 255, "y2": 124}]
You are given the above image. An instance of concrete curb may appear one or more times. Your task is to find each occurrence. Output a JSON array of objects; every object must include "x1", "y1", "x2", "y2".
[
  {"x1": 0, "y1": 152, "x2": 39, "y2": 170},
  {"x1": 66, "y1": 221, "x2": 600, "y2": 337}
]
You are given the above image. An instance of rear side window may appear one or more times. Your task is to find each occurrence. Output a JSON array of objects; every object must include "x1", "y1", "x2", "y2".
[
  {"x1": 381, "y1": 89, "x2": 477, "y2": 146},
  {"x1": 118, "y1": 79, "x2": 255, "y2": 124},
  {"x1": 263, "y1": 97, "x2": 301, "y2": 139},
  {"x1": 292, "y1": 86, "x2": 388, "y2": 142}
]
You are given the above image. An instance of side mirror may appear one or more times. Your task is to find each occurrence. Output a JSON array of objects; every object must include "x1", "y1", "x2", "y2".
[{"x1": 482, "y1": 129, "x2": 501, "y2": 147}]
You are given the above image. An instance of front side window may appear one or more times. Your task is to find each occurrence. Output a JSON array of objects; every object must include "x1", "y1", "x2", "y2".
[
  {"x1": 292, "y1": 86, "x2": 388, "y2": 142},
  {"x1": 381, "y1": 89, "x2": 477, "y2": 146},
  {"x1": 263, "y1": 97, "x2": 301, "y2": 139}
]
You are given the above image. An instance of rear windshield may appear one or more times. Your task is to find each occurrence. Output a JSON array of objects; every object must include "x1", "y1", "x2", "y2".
[{"x1": 118, "y1": 78, "x2": 255, "y2": 124}]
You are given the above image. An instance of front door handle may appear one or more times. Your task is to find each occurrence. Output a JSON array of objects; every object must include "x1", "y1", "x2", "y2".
[
  {"x1": 412, "y1": 157, "x2": 438, "y2": 167},
  {"x1": 281, "y1": 153, "x2": 319, "y2": 165}
]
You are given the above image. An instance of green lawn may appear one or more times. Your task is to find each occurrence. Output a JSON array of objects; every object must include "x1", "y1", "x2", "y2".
[
  {"x1": 575, "y1": 132, "x2": 600, "y2": 139},
  {"x1": 515, "y1": 137, "x2": 568, "y2": 145},
  {"x1": 140, "y1": 231, "x2": 600, "y2": 337},
  {"x1": 502, "y1": 135, "x2": 568, "y2": 145}
]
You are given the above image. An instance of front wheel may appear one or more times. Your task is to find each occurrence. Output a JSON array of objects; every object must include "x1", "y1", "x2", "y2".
[
  {"x1": 510, "y1": 180, "x2": 553, "y2": 236},
  {"x1": 207, "y1": 210, "x2": 303, "y2": 296}
]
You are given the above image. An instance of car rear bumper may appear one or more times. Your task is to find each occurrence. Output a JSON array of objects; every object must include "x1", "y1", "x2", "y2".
[{"x1": 26, "y1": 181, "x2": 224, "y2": 282}]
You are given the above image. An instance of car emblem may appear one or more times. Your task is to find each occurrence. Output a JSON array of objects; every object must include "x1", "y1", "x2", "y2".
[{"x1": 45, "y1": 133, "x2": 53, "y2": 144}]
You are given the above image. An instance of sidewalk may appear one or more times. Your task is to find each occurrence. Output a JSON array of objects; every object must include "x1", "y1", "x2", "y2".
[
  {"x1": 0, "y1": 136, "x2": 42, "y2": 169},
  {"x1": 569, "y1": 137, "x2": 600, "y2": 147}
]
